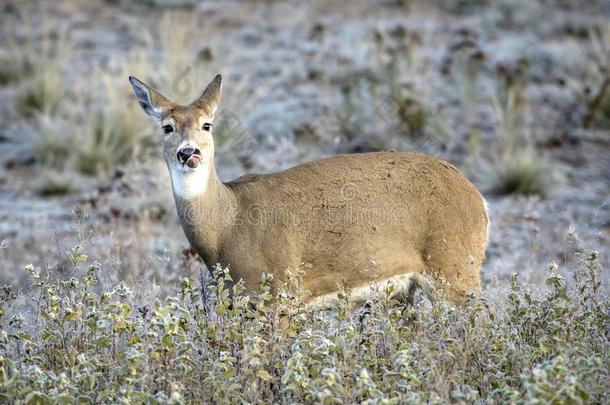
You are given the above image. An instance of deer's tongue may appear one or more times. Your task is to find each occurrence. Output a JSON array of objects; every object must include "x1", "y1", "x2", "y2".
[{"x1": 186, "y1": 155, "x2": 201, "y2": 168}]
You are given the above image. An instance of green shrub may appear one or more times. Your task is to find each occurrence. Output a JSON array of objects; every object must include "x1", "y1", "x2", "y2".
[{"x1": 0, "y1": 242, "x2": 607, "y2": 403}]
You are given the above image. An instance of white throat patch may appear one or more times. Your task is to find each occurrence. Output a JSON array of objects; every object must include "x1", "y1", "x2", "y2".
[{"x1": 170, "y1": 164, "x2": 209, "y2": 200}]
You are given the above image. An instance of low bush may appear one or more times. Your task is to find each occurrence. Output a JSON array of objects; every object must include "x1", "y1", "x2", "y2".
[{"x1": 0, "y1": 243, "x2": 607, "y2": 403}]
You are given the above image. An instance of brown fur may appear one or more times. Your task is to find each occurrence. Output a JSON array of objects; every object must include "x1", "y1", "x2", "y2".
[{"x1": 129, "y1": 75, "x2": 488, "y2": 305}]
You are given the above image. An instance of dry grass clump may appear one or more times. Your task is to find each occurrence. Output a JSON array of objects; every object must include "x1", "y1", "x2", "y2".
[
  {"x1": 0, "y1": 14, "x2": 38, "y2": 87},
  {"x1": 4, "y1": 20, "x2": 73, "y2": 117},
  {"x1": 377, "y1": 29, "x2": 429, "y2": 139},
  {"x1": 0, "y1": 50, "x2": 34, "y2": 87},
  {"x1": 35, "y1": 170, "x2": 75, "y2": 197},
  {"x1": 486, "y1": 147, "x2": 552, "y2": 197},
  {"x1": 17, "y1": 65, "x2": 66, "y2": 118},
  {"x1": 30, "y1": 115, "x2": 73, "y2": 170},
  {"x1": 371, "y1": 27, "x2": 432, "y2": 140},
  {"x1": 551, "y1": 22, "x2": 610, "y2": 131},
  {"x1": 581, "y1": 24, "x2": 610, "y2": 129},
  {"x1": 0, "y1": 238, "x2": 607, "y2": 403},
  {"x1": 440, "y1": 28, "x2": 486, "y2": 159},
  {"x1": 483, "y1": 62, "x2": 554, "y2": 197},
  {"x1": 73, "y1": 75, "x2": 153, "y2": 176},
  {"x1": 23, "y1": 69, "x2": 152, "y2": 177}
]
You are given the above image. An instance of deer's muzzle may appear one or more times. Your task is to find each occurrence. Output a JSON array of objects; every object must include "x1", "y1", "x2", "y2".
[{"x1": 177, "y1": 146, "x2": 202, "y2": 168}]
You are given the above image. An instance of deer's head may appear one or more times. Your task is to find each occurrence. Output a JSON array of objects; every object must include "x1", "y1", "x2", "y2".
[{"x1": 129, "y1": 74, "x2": 222, "y2": 199}]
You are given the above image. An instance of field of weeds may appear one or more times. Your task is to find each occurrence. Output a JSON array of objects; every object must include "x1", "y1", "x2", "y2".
[{"x1": 0, "y1": 0, "x2": 609, "y2": 403}]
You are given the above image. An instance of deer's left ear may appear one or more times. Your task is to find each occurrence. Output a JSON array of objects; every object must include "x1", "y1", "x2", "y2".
[
  {"x1": 128, "y1": 76, "x2": 173, "y2": 122},
  {"x1": 191, "y1": 74, "x2": 222, "y2": 116}
]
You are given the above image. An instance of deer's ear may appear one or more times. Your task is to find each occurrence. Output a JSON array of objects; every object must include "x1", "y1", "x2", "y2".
[
  {"x1": 191, "y1": 74, "x2": 222, "y2": 116},
  {"x1": 128, "y1": 76, "x2": 172, "y2": 122}
]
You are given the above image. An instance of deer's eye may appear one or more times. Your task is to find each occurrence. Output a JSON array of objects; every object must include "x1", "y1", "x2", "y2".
[
  {"x1": 202, "y1": 123, "x2": 213, "y2": 131},
  {"x1": 162, "y1": 125, "x2": 174, "y2": 134}
]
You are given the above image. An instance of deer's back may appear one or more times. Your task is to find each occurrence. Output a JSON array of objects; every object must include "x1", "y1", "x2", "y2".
[
  {"x1": 228, "y1": 151, "x2": 484, "y2": 223},
  {"x1": 229, "y1": 152, "x2": 482, "y2": 249}
]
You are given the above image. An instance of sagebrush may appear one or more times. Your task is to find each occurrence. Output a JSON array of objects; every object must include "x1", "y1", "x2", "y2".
[{"x1": 0, "y1": 244, "x2": 607, "y2": 403}]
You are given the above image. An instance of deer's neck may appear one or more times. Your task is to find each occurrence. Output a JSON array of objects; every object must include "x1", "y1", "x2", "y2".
[{"x1": 171, "y1": 162, "x2": 235, "y2": 265}]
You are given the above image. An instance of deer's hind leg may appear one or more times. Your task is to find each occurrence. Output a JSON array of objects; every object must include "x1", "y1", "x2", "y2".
[{"x1": 422, "y1": 232, "x2": 484, "y2": 304}]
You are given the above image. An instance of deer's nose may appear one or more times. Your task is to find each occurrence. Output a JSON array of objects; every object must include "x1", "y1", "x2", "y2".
[{"x1": 177, "y1": 146, "x2": 201, "y2": 163}]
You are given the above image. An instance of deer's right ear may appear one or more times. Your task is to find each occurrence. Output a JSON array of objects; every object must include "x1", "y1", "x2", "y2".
[{"x1": 128, "y1": 76, "x2": 172, "y2": 122}]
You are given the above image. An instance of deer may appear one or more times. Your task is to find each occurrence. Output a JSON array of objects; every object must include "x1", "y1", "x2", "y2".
[{"x1": 129, "y1": 74, "x2": 489, "y2": 307}]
